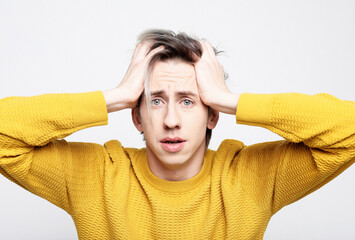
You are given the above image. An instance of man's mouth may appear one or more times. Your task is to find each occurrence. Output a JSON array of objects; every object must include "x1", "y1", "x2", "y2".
[
  {"x1": 160, "y1": 137, "x2": 186, "y2": 152},
  {"x1": 160, "y1": 137, "x2": 186, "y2": 143},
  {"x1": 162, "y1": 140, "x2": 183, "y2": 144}
]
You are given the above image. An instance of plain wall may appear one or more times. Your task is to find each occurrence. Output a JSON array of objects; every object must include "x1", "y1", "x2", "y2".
[{"x1": 0, "y1": 0, "x2": 354, "y2": 239}]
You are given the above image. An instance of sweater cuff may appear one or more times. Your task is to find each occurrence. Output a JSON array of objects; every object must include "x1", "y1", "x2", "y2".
[
  {"x1": 70, "y1": 91, "x2": 108, "y2": 129},
  {"x1": 236, "y1": 93, "x2": 274, "y2": 127}
]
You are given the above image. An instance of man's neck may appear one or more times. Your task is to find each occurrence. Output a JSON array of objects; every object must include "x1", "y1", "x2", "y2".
[{"x1": 145, "y1": 143, "x2": 206, "y2": 181}]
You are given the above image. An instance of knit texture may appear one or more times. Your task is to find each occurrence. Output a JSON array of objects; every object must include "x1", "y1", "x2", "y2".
[{"x1": 0, "y1": 91, "x2": 354, "y2": 239}]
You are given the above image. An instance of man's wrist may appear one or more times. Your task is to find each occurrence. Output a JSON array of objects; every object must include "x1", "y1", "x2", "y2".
[
  {"x1": 211, "y1": 92, "x2": 240, "y2": 115},
  {"x1": 103, "y1": 87, "x2": 135, "y2": 113}
]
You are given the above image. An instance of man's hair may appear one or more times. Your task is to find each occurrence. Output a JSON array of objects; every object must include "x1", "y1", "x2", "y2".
[{"x1": 135, "y1": 29, "x2": 227, "y2": 148}]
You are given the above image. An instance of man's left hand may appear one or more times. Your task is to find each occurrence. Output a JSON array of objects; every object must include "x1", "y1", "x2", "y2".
[{"x1": 193, "y1": 41, "x2": 239, "y2": 115}]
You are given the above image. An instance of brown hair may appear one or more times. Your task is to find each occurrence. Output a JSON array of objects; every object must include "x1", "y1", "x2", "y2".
[{"x1": 136, "y1": 29, "x2": 226, "y2": 148}]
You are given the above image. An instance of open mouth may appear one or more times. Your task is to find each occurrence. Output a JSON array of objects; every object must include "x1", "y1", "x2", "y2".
[
  {"x1": 160, "y1": 138, "x2": 186, "y2": 152},
  {"x1": 160, "y1": 137, "x2": 186, "y2": 144},
  {"x1": 163, "y1": 140, "x2": 183, "y2": 144}
]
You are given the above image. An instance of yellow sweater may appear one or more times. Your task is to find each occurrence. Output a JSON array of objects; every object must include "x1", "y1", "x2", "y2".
[{"x1": 0, "y1": 91, "x2": 354, "y2": 239}]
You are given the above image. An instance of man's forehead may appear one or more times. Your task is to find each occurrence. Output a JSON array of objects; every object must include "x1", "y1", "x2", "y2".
[{"x1": 151, "y1": 60, "x2": 196, "y2": 84}]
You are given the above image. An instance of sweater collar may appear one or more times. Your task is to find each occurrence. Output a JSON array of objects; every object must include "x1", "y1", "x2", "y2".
[{"x1": 137, "y1": 149, "x2": 214, "y2": 193}]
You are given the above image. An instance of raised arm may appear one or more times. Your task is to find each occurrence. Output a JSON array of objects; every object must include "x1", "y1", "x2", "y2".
[
  {"x1": 0, "y1": 91, "x2": 108, "y2": 212},
  {"x1": 194, "y1": 41, "x2": 355, "y2": 214},
  {"x1": 237, "y1": 92, "x2": 354, "y2": 213},
  {"x1": 0, "y1": 42, "x2": 163, "y2": 213}
]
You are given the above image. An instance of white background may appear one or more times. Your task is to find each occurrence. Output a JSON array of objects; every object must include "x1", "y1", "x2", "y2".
[{"x1": 0, "y1": 0, "x2": 354, "y2": 239}]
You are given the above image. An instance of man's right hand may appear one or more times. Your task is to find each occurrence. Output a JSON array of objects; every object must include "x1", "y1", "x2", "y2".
[{"x1": 103, "y1": 42, "x2": 164, "y2": 113}]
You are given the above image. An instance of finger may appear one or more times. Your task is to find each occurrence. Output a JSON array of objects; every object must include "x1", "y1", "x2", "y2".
[
  {"x1": 199, "y1": 41, "x2": 208, "y2": 57},
  {"x1": 146, "y1": 45, "x2": 165, "y2": 58},
  {"x1": 205, "y1": 41, "x2": 218, "y2": 59},
  {"x1": 135, "y1": 42, "x2": 153, "y2": 60},
  {"x1": 190, "y1": 48, "x2": 200, "y2": 62},
  {"x1": 204, "y1": 41, "x2": 218, "y2": 59},
  {"x1": 199, "y1": 41, "x2": 212, "y2": 61},
  {"x1": 130, "y1": 42, "x2": 143, "y2": 61},
  {"x1": 141, "y1": 45, "x2": 165, "y2": 66},
  {"x1": 202, "y1": 41, "x2": 221, "y2": 68}
]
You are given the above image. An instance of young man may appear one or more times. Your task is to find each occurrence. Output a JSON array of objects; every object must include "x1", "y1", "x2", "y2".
[{"x1": 0, "y1": 29, "x2": 354, "y2": 239}]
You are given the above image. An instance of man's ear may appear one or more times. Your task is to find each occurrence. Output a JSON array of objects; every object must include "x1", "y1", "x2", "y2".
[
  {"x1": 131, "y1": 107, "x2": 143, "y2": 132},
  {"x1": 207, "y1": 109, "x2": 219, "y2": 130}
]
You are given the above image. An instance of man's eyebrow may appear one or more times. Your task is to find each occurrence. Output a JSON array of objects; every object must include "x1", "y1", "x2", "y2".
[
  {"x1": 176, "y1": 91, "x2": 198, "y2": 97},
  {"x1": 150, "y1": 90, "x2": 165, "y2": 96},
  {"x1": 150, "y1": 90, "x2": 198, "y2": 97}
]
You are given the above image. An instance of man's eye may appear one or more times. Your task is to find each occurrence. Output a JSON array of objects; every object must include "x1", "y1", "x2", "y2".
[
  {"x1": 151, "y1": 99, "x2": 162, "y2": 105},
  {"x1": 182, "y1": 100, "x2": 192, "y2": 106}
]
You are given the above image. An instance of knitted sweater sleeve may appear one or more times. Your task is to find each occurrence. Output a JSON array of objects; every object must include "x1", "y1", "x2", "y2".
[
  {"x1": 236, "y1": 93, "x2": 355, "y2": 214},
  {"x1": 0, "y1": 91, "x2": 108, "y2": 213}
]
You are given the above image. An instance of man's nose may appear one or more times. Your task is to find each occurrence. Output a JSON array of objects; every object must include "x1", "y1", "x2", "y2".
[{"x1": 163, "y1": 104, "x2": 181, "y2": 129}]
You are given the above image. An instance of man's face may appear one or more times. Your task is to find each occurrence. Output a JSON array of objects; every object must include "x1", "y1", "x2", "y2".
[{"x1": 133, "y1": 60, "x2": 218, "y2": 172}]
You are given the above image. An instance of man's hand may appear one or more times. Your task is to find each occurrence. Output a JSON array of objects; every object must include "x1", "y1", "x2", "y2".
[
  {"x1": 194, "y1": 41, "x2": 239, "y2": 115},
  {"x1": 104, "y1": 42, "x2": 164, "y2": 113}
]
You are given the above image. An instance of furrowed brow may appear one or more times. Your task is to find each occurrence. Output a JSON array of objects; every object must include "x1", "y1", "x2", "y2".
[
  {"x1": 150, "y1": 90, "x2": 165, "y2": 97},
  {"x1": 150, "y1": 90, "x2": 198, "y2": 98},
  {"x1": 176, "y1": 91, "x2": 198, "y2": 98}
]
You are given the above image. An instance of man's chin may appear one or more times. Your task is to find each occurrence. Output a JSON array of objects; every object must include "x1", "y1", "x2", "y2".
[{"x1": 155, "y1": 149, "x2": 191, "y2": 166}]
